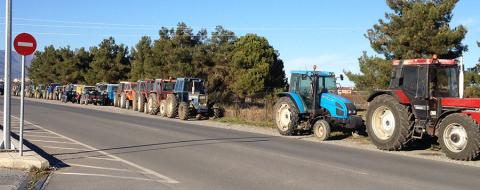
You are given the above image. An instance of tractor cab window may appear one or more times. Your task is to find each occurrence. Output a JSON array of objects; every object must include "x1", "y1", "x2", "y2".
[
  {"x1": 163, "y1": 82, "x2": 175, "y2": 92},
  {"x1": 430, "y1": 67, "x2": 459, "y2": 97},
  {"x1": 147, "y1": 82, "x2": 154, "y2": 91},
  {"x1": 319, "y1": 76, "x2": 337, "y2": 93}
]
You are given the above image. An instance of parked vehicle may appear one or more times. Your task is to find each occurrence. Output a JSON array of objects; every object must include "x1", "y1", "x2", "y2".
[
  {"x1": 53, "y1": 86, "x2": 64, "y2": 100},
  {"x1": 34, "y1": 84, "x2": 46, "y2": 99},
  {"x1": 146, "y1": 79, "x2": 176, "y2": 116},
  {"x1": 74, "y1": 85, "x2": 85, "y2": 104},
  {"x1": 165, "y1": 78, "x2": 220, "y2": 120},
  {"x1": 80, "y1": 86, "x2": 104, "y2": 105},
  {"x1": 47, "y1": 83, "x2": 60, "y2": 100},
  {"x1": 274, "y1": 68, "x2": 363, "y2": 141},
  {"x1": 366, "y1": 57, "x2": 480, "y2": 161},
  {"x1": 61, "y1": 84, "x2": 77, "y2": 103},
  {"x1": 119, "y1": 82, "x2": 138, "y2": 109},
  {"x1": 135, "y1": 80, "x2": 154, "y2": 113},
  {"x1": 97, "y1": 83, "x2": 118, "y2": 106}
]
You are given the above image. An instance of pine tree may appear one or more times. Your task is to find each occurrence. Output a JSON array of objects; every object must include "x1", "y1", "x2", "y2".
[
  {"x1": 367, "y1": 0, "x2": 467, "y2": 59},
  {"x1": 130, "y1": 36, "x2": 154, "y2": 81},
  {"x1": 86, "y1": 37, "x2": 131, "y2": 84}
]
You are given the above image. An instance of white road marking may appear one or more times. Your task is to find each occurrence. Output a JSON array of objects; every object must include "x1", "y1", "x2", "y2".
[
  {"x1": 86, "y1": 156, "x2": 121, "y2": 162},
  {"x1": 42, "y1": 146, "x2": 90, "y2": 151},
  {"x1": 12, "y1": 130, "x2": 50, "y2": 134},
  {"x1": 67, "y1": 163, "x2": 148, "y2": 174},
  {"x1": 28, "y1": 139, "x2": 78, "y2": 144},
  {"x1": 55, "y1": 172, "x2": 160, "y2": 182},
  {"x1": 23, "y1": 134, "x2": 64, "y2": 139},
  {"x1": 12, "y1": 116, "x2": 179, "y2": 184}
]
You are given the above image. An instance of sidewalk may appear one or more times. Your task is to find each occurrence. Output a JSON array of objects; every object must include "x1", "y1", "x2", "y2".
[{"x1": 0, "y1": 168, "x2": 27, "y2": 190}]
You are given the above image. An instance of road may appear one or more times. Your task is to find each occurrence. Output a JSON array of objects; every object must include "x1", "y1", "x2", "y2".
[{"x1": 2, "y1": 98, "x2": 479, "y2": 190}]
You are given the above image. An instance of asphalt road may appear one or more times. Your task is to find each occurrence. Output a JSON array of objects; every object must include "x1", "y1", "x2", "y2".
[{"x1": 2, "y1": 98, "x2": 479, "y2": 190}]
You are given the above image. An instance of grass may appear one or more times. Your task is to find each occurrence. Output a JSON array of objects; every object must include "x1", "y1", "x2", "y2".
[
  {"x1": 28, "y1": 167, "x2": 52, "y2": 190},
  {"x1": 214, "y1": 117, "x2": 275, "y2": 128}
]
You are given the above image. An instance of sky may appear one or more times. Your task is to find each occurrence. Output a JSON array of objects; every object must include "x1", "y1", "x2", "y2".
[{"x1": 1, "y1": 0, "x2": 479, "y2": 86}]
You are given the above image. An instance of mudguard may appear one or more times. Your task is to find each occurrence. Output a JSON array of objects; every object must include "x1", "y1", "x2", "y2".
[{"x1": 277, "y1": 92, "x2": 306, "y2": 113}]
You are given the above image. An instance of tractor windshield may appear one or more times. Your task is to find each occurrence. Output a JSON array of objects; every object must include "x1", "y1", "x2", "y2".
[
  {"x1": 319, "y1": 76, "x2": 337, "y2": 93},
  {"x1": 163, "y1": 82, "x2": 175, "y2": 92},
  {"x1": 430, "y1": 66, "x2": 459, "y2": 97}
]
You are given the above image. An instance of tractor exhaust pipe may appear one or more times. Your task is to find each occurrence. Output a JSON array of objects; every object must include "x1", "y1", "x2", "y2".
[{"x1": 459, "y1": 56, "x2": 464, "y2": 98}]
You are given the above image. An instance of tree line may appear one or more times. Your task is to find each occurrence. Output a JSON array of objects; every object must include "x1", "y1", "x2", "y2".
[
  {"x1": 344, "y1": 0, "x2": 480, "y2": 96},
  {"x1": 28, "y1": 23, "x2": 286, "y2": 103}
]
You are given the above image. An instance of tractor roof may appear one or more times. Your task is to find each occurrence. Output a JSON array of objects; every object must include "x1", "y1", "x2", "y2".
[
  {"x1": 291, "y1": 70, "x2": 335, "y2": 77},
  {"x1": 393, "y1": 59, "x2": 457, "y2": 66}
]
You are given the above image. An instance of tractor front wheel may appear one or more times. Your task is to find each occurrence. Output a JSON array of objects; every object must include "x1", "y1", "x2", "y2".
[
  {"x1": 366, "y1": 95, "x2": 413, "y2": 150},
  {"x1": 147, "y1": 94, "x2": 158, "y2": 115},
  {"x1": 178, "y1": 102, "x2": 190, "y2": 120},
  {"x1": 120, "y1": 93, "x2": 126, "y2": 109},
  {"x1": 438, "y1": 113, "x2": 480, "y2": 161},
  {"x1": 313, "y1": 120, "x2": 331, "y2": 141},
  {"x1": 274, "y1": 97, "x2": 299, "y2": 136}
]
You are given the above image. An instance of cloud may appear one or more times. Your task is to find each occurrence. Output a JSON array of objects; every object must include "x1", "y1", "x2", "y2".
[{"x1": 284, "y1": 54, "x2": 359, "y2": 87}]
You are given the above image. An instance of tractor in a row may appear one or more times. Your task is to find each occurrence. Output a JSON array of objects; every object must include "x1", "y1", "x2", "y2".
[
  {"x1": 366, "y1": 57, "x2": 480, "y2": 160},
  {"x1": 274, "y1": 67, "x2": 363, "y2": 141}
]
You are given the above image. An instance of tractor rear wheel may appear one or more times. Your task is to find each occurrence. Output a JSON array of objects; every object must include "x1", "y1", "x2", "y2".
[
  {"x1": 313, "y1": 120, "x2": 331, "y2": 141},
  {"x1": 138, "y1": 96, "x2": 145, "y2": 113},
  {"x1": 159, "y1": 100, "x2": 167, "y2": 117},
  {"x1": 120, "y1": 93, "x2": 126, "y2": 109},
  {"x1": 438, "y1": 113, "x2": 480, "y2": 161},
  {"x1": 132, "y1": 94, "x2": 138, "y2": 111},
  {"x1": 166, "y1": 94, "x2": 178, "y2": 118},
  {"x1": 147, "y1": 94, "x2": 158, "y2": 115},
  {"x1": 366, "y1": 95, "x2": 413, "y2": 150},
  {"x1": 274, "y1": 97, "x2": 299, "y2": 136},
  {"x1": 178, "y1": 102, "x2": 190, "y2": 120},
  {"x1": 114, "y1": 95, "x2": 118, "y2": 107}
]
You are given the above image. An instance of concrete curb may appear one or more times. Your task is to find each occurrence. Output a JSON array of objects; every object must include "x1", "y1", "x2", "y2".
[{"x1": 0, "y1": 133, "x2": 50, "y2": 170}]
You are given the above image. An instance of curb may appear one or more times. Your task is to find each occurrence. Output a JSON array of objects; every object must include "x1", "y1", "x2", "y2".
[{"x1": 0, "y1": 132, "x2": 50, "y2": 170}]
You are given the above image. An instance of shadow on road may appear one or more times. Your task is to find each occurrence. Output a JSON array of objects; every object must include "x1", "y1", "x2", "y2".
[{"x1": 55, "y1": 136, "x2": 272, "y2": 161}]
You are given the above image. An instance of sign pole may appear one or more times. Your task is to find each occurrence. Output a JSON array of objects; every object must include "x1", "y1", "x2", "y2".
[
  {"x1": 19, "y1": 55, "x2": 25, "y2": 156},
  {"x1": 3, "y1": 0, "x2": 12, "y2": 150}
]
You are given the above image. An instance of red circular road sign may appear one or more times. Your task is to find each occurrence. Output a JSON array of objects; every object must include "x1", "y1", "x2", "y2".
[{"x1": 14, "y1": 33, "x2": 37, "y2": 56}]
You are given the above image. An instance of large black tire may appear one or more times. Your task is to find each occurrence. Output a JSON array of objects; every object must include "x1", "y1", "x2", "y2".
[
  {"x1": 147, "y1": 94, "x2": 158, "y2": 115},
  {"x1": 366, "y1": 95, "x2": 414, "y2": 150},
  {"x1": 178, "y1": 102, "x2": 190, "y2": 120},
  {"x1": 166, "y1": 94, "x2": 178, "y2": 118},
  {"x1": 138, "y1": 96, "x2": 145, "y2": 113},
  {"x1": 114, "y1": 94, "x2": 119, "y2": 107},
  {"x1": 313, "y1": 119, "x2": 331, "y2": 141},
  {"x1": 273, "y1": 97, "x2": 299, "y2": 136},
  {"x1": 438, "y1": 113, "x2": 480, "y2": 161}
]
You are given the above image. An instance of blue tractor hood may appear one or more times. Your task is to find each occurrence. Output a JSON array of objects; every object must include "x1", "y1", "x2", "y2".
[{"x1": 320, "y1": 93, "x2": 353, "y2": 119}]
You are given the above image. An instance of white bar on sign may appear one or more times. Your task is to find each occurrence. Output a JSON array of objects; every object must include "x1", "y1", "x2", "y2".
[{"x1": 17, "y1": 42, "x2": 33, "y2": 47}]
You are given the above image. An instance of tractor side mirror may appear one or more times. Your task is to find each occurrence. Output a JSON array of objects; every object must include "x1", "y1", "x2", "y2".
[{"x1": 339, "y1": 74, "x2": 344, "y2": 81}]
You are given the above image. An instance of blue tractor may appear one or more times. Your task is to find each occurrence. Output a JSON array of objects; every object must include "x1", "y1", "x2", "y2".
[{"x1": 274, "y1": 69, "x2": 363, "y2": 140}]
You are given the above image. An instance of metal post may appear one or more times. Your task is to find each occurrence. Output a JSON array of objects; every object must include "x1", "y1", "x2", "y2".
[
  {"x1": 19, "y1": 56, "x2": 25, "y2": 156},
  {"x1": 3, "y1": 0, "x2": 12, "y2": 150},
  {"x1": 459, "y1": 57, "x2": 464, "y2": 99}
]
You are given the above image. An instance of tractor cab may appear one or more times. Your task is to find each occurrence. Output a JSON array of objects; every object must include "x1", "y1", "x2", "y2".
[{"x1": 289, "y1": 71, "x2": 339, "y2": 113}]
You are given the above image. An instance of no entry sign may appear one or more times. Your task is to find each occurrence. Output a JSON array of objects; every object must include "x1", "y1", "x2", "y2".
[{"x1": 14, "y1": 33, "x2": 37, "y2": 56}]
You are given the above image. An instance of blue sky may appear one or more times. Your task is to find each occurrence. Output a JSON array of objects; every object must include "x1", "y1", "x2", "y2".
[{"x1": 1, "y1": 0, "x2": 479, "y2": 86}]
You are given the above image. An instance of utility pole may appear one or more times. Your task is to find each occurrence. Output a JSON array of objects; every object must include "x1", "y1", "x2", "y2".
[{"x1": 3, "y1": 0, "x2": 12, "y2": 150}]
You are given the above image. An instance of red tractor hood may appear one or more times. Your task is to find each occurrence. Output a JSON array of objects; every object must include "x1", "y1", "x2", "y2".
[{"x1": 441, "y1": 98, "x2": 480, "y2": 109}]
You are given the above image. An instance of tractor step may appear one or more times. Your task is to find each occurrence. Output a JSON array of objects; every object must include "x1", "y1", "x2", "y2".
[{"x1": 412, "y1": 120, "x2": 427, "y2": 139}]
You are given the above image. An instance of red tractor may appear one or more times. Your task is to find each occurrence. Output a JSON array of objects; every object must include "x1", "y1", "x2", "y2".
[
  {"x1": 366, "y1": 57, "x2": 480, "y2": 160},
  {"x1": 146, "y1": 79, "x2": 176, "y2": 116},
  {"x1": 119, "y1": 82, "x2": 138, "y2": 110},
  {"x1": 135, "y1": 80, "x2": 154, "y2": 113}
]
